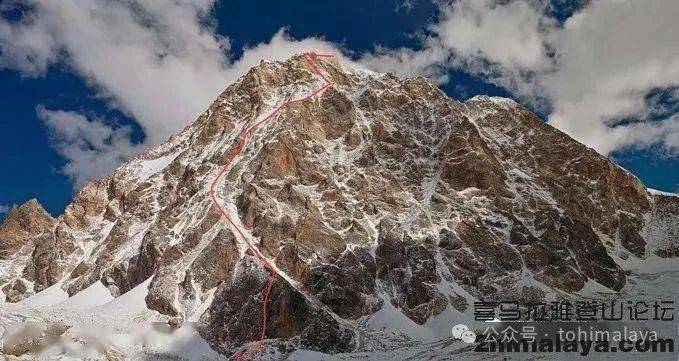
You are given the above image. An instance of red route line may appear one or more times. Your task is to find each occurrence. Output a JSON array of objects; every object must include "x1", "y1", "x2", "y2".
[{"x1": 208, "y1": 52, "x2": 333, "y2": 361}]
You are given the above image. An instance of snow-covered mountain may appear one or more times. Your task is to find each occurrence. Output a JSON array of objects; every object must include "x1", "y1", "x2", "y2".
[{"x1": 0, "y1": 54, "x2": 677, "y2": 359}]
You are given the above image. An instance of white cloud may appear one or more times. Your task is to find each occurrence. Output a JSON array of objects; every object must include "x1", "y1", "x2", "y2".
[
  {"x1": 1, "y1": 0, "x2": 231, "y2": 145},
  {"x1": 0, "y1": 1, "x2": 342, "y2": 188},
  {"x1": 1, "y1": 0, "x2": 676, "y2": 190},
  {"x1": 433, "y1": 0, "x2": 551, "y2": 71},
  {"x1": 358, "y1": 0, "x2": 552, "y2": 84},
  {"x1": 356, "y1": 0, "x2": 553, "y2": 112},
  {"x1": 544, "y1": 0, "x2": 679, "y2": 154},
  {"x1": 396, "y1": 0, "x2": 416, "y2": 13},
  {"x1": 0, "y1": 204, "x2": 10, "y2": 213},
  {"x1": 218, "y1": 28, "x2": 344, "y2": 85},
  {"x1": 36, "y1": 106, "x2": 144, "y2": 189},
  {"x1": 360, "y1": 0, "x2": 679, "y2": 156},
  {"x1": 358, "y1": 43, "x2": 452, "y2": 83}
]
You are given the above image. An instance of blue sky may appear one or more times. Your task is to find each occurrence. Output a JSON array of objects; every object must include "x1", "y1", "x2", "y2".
[{"x1": 0, "y1": 0, "x2": 677, "y2": 220}]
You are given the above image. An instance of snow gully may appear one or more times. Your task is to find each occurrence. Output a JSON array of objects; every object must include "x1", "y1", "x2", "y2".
[{"x1": 208, "y1": 52, "x2": 334, "y2": 361}]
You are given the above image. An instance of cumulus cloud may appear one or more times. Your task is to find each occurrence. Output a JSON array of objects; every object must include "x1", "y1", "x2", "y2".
[
  {"x1": 218, "y1": 28, "x2": 343, "y2": 84},
  {"x1": 545, "y1": 0, "x2": 679, "y2": 154},
  {"x1": 433, "y1": 0, "x2": 551, "y2": 71},
  {"x1": 36, "y1": 106, "x2": 144, "y2": 189},
  {"x1": 1, "y1": 0, "x2": 233, "y2": 146},
  {"x1": 0, "y1": 204, "x2": 10, "y2": 213},
  {"x1": 0, "y1": 1, "x2": 342, "y2": 188},
  {"x1": 359, "y1": 0, "x2": 552, "y2": 85},
  {"x1": 358, "y1": 43, "x2": 452, "y2": 83},
  {"x1": 1, "y1": 0, "x2": 676, "y2": 188},
  {"x1": 361, "y1": 0, "x2": 679, "y2": 156}
]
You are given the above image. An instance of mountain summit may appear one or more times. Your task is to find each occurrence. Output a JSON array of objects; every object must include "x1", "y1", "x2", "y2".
[{"x1": 0, "y1": 53, "x2": 677, "y2": 359}]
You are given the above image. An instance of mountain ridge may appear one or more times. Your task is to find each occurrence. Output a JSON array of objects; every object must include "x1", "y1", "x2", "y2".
[{"x1": 0, "y1": 53, "x2": 677, "y2": 359}]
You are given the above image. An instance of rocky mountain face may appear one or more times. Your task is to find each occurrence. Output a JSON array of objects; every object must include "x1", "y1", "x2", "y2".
[
  {"x1": 0, "y1": 200, "x2": 56, "y2": 302},
  {"x1": 0, "y1": 54, "x2": 677, "y2": 357}
]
